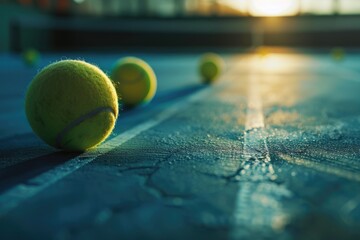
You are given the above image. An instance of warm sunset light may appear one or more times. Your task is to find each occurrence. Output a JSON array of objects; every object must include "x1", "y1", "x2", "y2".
[{"x1": 249, "y1": 0, "x2": 299, "y2": 16}]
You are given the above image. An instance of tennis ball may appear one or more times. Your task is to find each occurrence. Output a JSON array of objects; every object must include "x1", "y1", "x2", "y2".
[
  {"x1": 111, "y1": 57, "x2": 157, "y2": 108},
  {"x1": 331, "y1": 47, "x2": 345, "y2": 62},
  {"x1": 198, "y1": 53, "x2": 224, "y2": 84},
  {"x1": 256, "y1": 46, "x2": 269, "y2": 58},
  {"x1": 22, "y1": 48, "x2": 40, "y2": 67},
  {"x1": 25, "y1": 60, "x2": 119, "y2": 151}
]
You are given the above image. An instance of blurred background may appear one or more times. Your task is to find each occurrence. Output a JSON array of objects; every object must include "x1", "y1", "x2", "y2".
[{"x1": 1, "y1": 0, "x2": 360, "y2": 52}]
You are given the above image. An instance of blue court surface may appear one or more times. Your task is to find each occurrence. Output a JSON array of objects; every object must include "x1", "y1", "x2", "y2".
[{"x1": 0, "y1": 49, "x2": 360, "y2": 239}]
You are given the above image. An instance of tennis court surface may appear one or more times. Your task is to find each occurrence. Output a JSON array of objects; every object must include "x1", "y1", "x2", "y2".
[{"x1": 1, "y1": 50, "x2": 360, "y2": 239}]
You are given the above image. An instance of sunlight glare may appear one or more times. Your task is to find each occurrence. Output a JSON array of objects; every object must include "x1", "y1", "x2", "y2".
[{"x1": 249, "y1": 0, "x2": 298, "y2": 16}]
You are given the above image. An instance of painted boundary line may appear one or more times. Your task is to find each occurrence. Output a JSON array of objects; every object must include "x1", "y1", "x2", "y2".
[
  {"x1": 230, "y1": 54, "x2": 360, "y2": 238},
  {"x1": 279, "y1": 153, "x2": 360, "y2": 182},
  {"x1": 324, "y1": 59, "x2": 360, "y2": 82},
  {"x1": 230, "y1": 57, "x2": 291, "y2": 239},
  {"x1": 0, "y1": 75, "x2": 230, "y2": 218}
]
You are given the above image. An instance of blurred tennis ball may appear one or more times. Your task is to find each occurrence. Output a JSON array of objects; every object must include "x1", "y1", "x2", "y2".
[
  {"x1": 111, "y1": 57, "x2": 157, "y2": 108},
  {"x1": 255, "y1": 46, "x2": 269, "y2": 58},
  {"x1": 25, "y1": 60, "x2": 118, "y2": 152},
  {"x1": 198, "y1": 53, "x2": 224, "y2": 84},
  {"x1": 22, "y1": 48, "x2": 40, "y2": 67},
  {"x1": 331, "y1": 47, "x2": 345, "y2": 62}
]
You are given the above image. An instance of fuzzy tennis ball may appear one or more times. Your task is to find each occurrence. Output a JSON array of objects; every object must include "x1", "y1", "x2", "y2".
[
  {"x1": 22, "y1": 48, "x2": 40, "y2": 67},
  {"x1": 198, "y1": 53, "x2": 224, "y2": 84},
  {"x1": 331, "y1": 47, "x2": 345, "y2": 62},
  {"x1": 111, "y1": 57, "x2": 157, "y2": 108},
  {"x1": 25, "y1": 60, "x2": 119, "y2": 151},
  {"x1": 255, "y1": 46, "x2": 269, "y2": 58}
]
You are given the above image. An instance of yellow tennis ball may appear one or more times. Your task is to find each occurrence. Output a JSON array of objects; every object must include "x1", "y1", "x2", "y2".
[
  {"x1": 198, "y1": 53, "x2": 224, "y2": 84},
  {"x1": 255, "y1": 46, "x2": 270, "y2": 58},
  {"x1": 22, "y1": 48, "x2": 40, "y2": 67},
  {"x1": 25, "y1": 60, "x2": 118, "y2": 152},
  {"x1": 331, "y1": 47, "x2": 345, "y2": 62},
  {"x1": 111, "y1": 57, "x2": 157, "y2": 108}
]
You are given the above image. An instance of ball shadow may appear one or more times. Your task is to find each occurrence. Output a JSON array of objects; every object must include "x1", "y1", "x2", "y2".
[{"x1": 0, "y1": 150, "x2": 81, "y2": 193}]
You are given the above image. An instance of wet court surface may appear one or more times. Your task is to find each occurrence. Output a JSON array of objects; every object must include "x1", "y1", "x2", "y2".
[{"x1": 0, "y1": 50, "x2": 360, "y2": 239}]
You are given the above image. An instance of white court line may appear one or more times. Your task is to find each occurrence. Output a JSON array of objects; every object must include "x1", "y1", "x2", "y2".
[
  {"x1": 280, "y1": 153, "x2": 360, "y2": 182},
  {"x1": 323, "y1": 59, "x2": 360, "y2": 82},
  {"x1": 0, "y1": 78, "x2": 227, "y2": 218},
  {"x1": 230, "y1": 57, "x2": 292, "y2": 239}
]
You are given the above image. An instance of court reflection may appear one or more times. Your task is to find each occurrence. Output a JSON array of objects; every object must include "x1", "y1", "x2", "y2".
[{"x1": 257, "y1": 53, "x2": 312, "y2": 109}]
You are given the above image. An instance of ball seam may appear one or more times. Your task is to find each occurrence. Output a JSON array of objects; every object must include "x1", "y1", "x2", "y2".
[{"x1": 55, "y1": 106, "x2": 116, "y2": 149}]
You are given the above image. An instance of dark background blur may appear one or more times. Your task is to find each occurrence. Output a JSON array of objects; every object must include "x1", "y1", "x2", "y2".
[{"x1": 1, "y1": 0, "x2": 360, "y2": 52}]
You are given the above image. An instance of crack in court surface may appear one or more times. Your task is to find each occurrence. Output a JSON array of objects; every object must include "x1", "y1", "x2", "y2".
[{"x1": 0, "y1": 79, "x2": 227, "y2": 218}]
